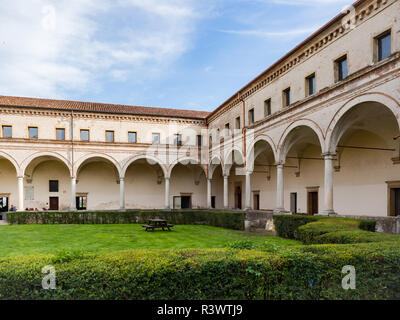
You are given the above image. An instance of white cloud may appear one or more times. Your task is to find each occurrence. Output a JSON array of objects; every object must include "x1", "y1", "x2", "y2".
[
  {"x1": 219, "y1": 26, "x2": 320, "y2": 38},
  {"x1": 0, "y1": 0, "x2": 201, "y2": 99}
]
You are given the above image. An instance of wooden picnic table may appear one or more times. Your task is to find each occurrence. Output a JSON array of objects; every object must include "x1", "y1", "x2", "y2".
[{"x1": 142, "y1": 219, "x2": 174, "y2": 232}]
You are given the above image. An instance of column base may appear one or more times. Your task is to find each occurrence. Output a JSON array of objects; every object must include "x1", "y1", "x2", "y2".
[
  {"x1": 273, "y1": 208, "x2": 290, "y2": 215},
  {"x1": 318, "y1": 210, "x2": 337, "y2": 216}
]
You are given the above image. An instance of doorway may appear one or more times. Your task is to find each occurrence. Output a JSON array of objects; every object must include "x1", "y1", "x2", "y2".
[
  {"x1": 211, "y1": 196, "x2": 216, "y2": 209},
  {"x1": 234, "y1": 183, "x2": 242, "y2": 210},
  {"x1": 76, "y1": 196, "x2": 87, "y2": 211},
  {"x1": 307, "y1": 191, "x2": 318, "y2": 215},
  {"x1": 49, "y1": 197, "x2": 59, "y2": 211},
  {"x1": 173, "y1": 196, "x2": 192, "y2": 209},
  {"x1": 290, "y1": 193, "x2": 297, "y2": 214},
  {"x1": 253, "y1": 192, "x2": 260, "y2": 210}
]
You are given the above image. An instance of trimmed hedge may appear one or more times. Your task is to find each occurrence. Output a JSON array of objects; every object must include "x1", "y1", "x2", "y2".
[
  {"x1": 6, "y1": 210, "x2": 245, "y2": 230},
  {"x1": 273, "y1": 215, "x2": 376, "y2": 241},
  {"x1": 0, "y1": 245, "x2": 399, "y2": 300}
]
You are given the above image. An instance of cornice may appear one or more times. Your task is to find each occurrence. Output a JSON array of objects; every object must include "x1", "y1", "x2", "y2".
[
  {"x1": 0, "y1": 107, "x2": 207, "y2": 126},
  {"x1": 207, "y1": 0, "x2": 392, "y2": 123}
]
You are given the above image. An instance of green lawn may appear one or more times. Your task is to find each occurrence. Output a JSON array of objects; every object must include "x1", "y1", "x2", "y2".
[{"x1": 0, "y1": 224, "x2": 299, "y2": 257}]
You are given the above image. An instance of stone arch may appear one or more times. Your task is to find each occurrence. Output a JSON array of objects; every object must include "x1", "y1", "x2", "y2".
[
  {"x1": 326, "y1": 92, "x2": 400, "y2": 154},
  {"x1": 73, "y1": 153, "x2": 122, "y2": 180},
  {"x1": 121, "y1": 154, "x2": 167, "y2": 179},
  {"x1": 246, "y1": 134, "x2": 277, "y2": 172},
  {"x1": 0, "y1": 151, "x2": 20, "y2": 176},
  {"x1": 278, "y1": 119, "x2": 325, "y2": 163},
  {"x1": 224, "y1": 147, "x2": 245, "y2": 175},
  {"x1": 21, "y1": 151, "x2": 72, "y2": 178},
  {"x1": 167, "y1": 157, "x2": 207, "y2": 179},
  {"x1": 209, "y1": 155, "x2": 223, "y2": 179}
]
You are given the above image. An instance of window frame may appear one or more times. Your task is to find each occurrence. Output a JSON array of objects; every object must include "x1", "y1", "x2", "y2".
[
  {"x1": 196, "y1": 135, "x2": 202, "y2": 147},
  {"x1": 28, "y1": 126, "x2": 38, "y2": 139},
  {"x1": 174, "y1": 133, "x2": 182, "y2": 146},
  {"x1": 55, "y1": 128, "x2": 66, "y2": 141},
  {"x1": 80, "y1": 129, "x2": 90, "y2": 142},
  {"x1": 335, "y1": 55, "x2": 348, "y2": 82},
  {"x1": 235, "y1": 117, "x2": 241, "y2": 130},
  {"x1": 2, "y1": 125, "x2": 12, "y2": 138},
  {"x1": 248, "y1": 108, "x2": 255, "y2": 125},
  {"x1": 49, "y1": 180, "x2": 59, "y2": 193},
  {"x1": 128, "y1": 131, "x2": 137, "y2": 144},
  {"x1": 152, "y1": 132, "x2": 160, "y2": 145},
  {"x1": 283, "y1": 87, "x2": 291, "y2": 107},
  {"x1": 376, "y1": 30, "x2": 391, "y2": 62},
  {"x1": 264, "y1": 99, "x2": 272, "y2": 117},
  {"x1": 305, "y1": 73, "x2": 316, "y2": 97},
  {"x1": 105, "y1": 130, "x2": 115, "y2": 143}
]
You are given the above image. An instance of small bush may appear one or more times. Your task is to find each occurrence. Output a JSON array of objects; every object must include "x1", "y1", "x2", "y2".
[{"x1": 226, "y1": 240, "x2": 257, "y2": 250}]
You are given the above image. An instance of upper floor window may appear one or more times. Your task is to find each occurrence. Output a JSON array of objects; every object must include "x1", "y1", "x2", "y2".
[
  {"x1": 225, "y1": 123, "x2": 230, "y2": 136},
  {"x1": 306, "y1": 74, "x2": 316, "y2": 96},
  {"x1": 248, "y1": 108, "x2": 255, "y2": 125},
  {"x1": 335, "y1": 56, "x2": 348, "y2": 81},
  {"x1": 197, "y1": 135, "x2": 202, "y2": 147},
  {"x1": 174, "y1": 134, "x2": 182, "y2": 146},
  {"x1": 283, "y1": 88, "x2": 291, "y2": 107},
  {"x1": 2, "y1": 126, "x2": 12, "y2": 138},
  {"x1": 152, "y1": 133, "x2": 160, "y2": 145},
  {"x1": 209, "y1": 135, "x2": 212, "y2": 147},
  {"x1": 56, "y1": 128, "x2": 65, "y2": 141},
  {"x1": 80, "y1": 129, "x2": 89, "y2": 141},
  {"x1": 106, "y1": 130, "x2": 114, "y2": 143},
  {"x1": 235, "y1": 117, "x2": 241, "y2": 130},
  {"x1": 264, "y1": 99, "x2": 271, "y2": 117},
  {"x1": 28, "y1": 127, "x2": 38, "y2": 139},
  {"x1": 49, "y1": 180, "x2": 59, "y2": 192},
  {"x1": 128, "y1": 131, "x2": 137, "y2": 143},
  {"x1": 376, "y1": 31, "x2": 391, "y2": 62}
]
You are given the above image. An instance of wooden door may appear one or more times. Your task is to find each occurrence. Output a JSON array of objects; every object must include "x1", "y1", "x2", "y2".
[
  {"x1": 49, "y1": 197, "x2": 59, "y2": 211},
  {"x1": 253, "y1": 193, "x2": 260, "y2": 210},
  {"x1": 395, "y1": 189, "x2": 400, "y2": 216},
  {"x1": 290, "y1": 193, "x2": 297, "y2": 214},
  {"x1": 308, "y1": 192, "x2": 318, "y2": 215},
  {"x1": 235, "y1": 185, "x2": 242, "y2": 209}
]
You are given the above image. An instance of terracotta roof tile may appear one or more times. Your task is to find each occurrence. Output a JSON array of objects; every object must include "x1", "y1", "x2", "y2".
[{"x1": 0, "y1": 95, "x2": 210, "y2": 120}]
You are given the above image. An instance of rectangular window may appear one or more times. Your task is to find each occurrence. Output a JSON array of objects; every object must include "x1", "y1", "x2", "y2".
[
  {"x1": 2, "y1": 126, "x2": 12, "y2": 138},
  {"x1": 283, "y1": 88, "x2": 291, "y2": 107},
  {"x1": 56, "y1": 128, "x2": 65, "y2": 140},
  {"x1": 128, "y1": 131, "x2": 137, "y2": 143},
  {"x1": 235, "y1": 117, "x2": 241, "y2": 130},
  {"x1": 174, "y1": 134, "x2": 182, "y2": 146},
  {"x1": 377, "y1": 31, "x2": 391, "y2": 62},
  {"x1": 106, "y1": 130, "x2": 114, "y2": 143},
  {"x1": 306, "y1": 74, "x2": 316, "y2": 96},
  {"x1": 264, "y1": 99, "x2": 271, "y2": 116},
  {"x1": 28, "y1": 127, "x2": 38, "y2": 139},
  {"x1": 336, "y1": 56, "x2": 348, "y2": 81},
  {"x1": 197, "y1": 135, "x2": 202, "y2": 147},
  {"x1": 80, "y1": 129, "x2": 89, "y2": 141},
  {"x1": 152, "y1": 133, "x2": 160, "y2": 145},
  {"x1": 49, "y1": 180, "x2": 59, "y2": 193},
  {"x1": 225, "y1": 123, "x2": 230, "y2": 136},
  {"x1": 248, "y1": 108, "x2": 255, "y2": 125}
]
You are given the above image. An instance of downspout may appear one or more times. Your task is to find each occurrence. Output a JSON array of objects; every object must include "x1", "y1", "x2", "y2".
[
  {"x1": 71, "y1": 110, "x2": 74, "y2": 176},
  {"x1": 239, "y1": 93, "x2": 246, "y2": 167}
]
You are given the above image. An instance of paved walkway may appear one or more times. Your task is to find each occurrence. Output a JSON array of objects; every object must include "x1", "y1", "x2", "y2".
[{"x1": 0, "y1": 220, "x2": 9, "y2": 225}]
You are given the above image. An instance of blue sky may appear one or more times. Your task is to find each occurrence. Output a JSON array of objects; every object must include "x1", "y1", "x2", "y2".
[{"x1": 0, "y1": 0, "x2": 353, "y2": 111}]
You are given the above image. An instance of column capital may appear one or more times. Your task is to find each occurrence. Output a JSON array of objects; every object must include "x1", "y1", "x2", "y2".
[
  {"x1": 275, "y1": 162, "x2": 284, "y2": 168},
  {"x1": 17, "y1": 176, "x2": 24, "y2": 179},
  {"x1": 322, "y1": 152, "x2": 336, "y2": 160},
  {"x1": 119, "y1": 177, "x2": 125, "y2": 181}
]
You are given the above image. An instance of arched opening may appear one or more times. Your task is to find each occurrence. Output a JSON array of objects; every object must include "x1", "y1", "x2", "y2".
[
  {"x1": 209, "y1": 156, "x2": 223, "y2": 209},
  {"x1": 224, "y1": 149, "x2": 245, "y2": 210},
  {"x1": 22, "y1": 155, "x2": 71, "y2": 211},
  {"x1": 328, "y1": 101, "x2": 400, "y2": 216},
  {"x1": 124, "y1": 158, "x2": 166, "y2": 209},
  {"x1": 169, "y1": 159, "x2": 207, "y2": 209},
  {"x1": 248, "y1": 139, "x2": 276, "y2": 211},
  {"x1": 279, "y1": 125, "x2": 324, "y2": 215},
  {"x1": 0, "y1": 154, "x2": 18, "y2": 214},
  {"x1": 75, "y1": 156, "x2": 121, "y2": 210}
]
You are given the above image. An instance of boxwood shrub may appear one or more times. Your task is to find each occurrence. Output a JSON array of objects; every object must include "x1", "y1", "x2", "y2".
[
  {"x1": 0, "y1": 245, "x2": 399, "y2": 300},
  {"x1": 6, "y1": 210, "x2": 245, "y2": 230}
]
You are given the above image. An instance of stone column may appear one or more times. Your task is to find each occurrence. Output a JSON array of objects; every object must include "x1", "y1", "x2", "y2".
[
  {"x1": 119, "y1": 177, "x2": 125, "y2": 210},
  {"x1": 165, "y1": 177, "x2": 170, "y2": 209},
  {"x1": 321, "y1": 153, "x2": 336, "y2": 215},
  {"x1": 245, "y1": 171, "x2": 252, "y2": 210},
  {"x1": 207, "y1": 179, "x2": 212, "y2": 209},
  {"x1": 17, "y1": 176, "x2": 24, "y2": 211},
  {"x1": 274, "y1": 164, "x2": 286, "y2": 213},
  {"x1": 71, "y1": 177, "x2": 77, "y2": 210},
  {"x1": 223, "y1": 175, "x2": 229, "y2": 209}
]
